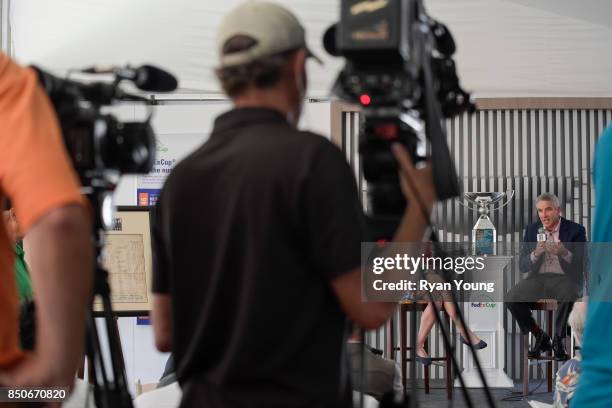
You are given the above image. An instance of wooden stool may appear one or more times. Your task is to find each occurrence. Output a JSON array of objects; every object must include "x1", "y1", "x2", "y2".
[
  {"x1": 522, "y1": 299, "x2": 557, "y2": 396},
  {"x1": 388, "y1": 300, "x2": 453, "y2": 399}
]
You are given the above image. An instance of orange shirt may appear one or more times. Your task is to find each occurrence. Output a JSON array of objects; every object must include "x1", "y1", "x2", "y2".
[{"x1": 0, "y1": 53, "x2": 86, "y2": 367}]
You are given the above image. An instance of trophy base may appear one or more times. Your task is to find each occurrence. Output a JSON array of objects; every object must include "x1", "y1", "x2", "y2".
[{"x1": 472, "y1": 227, "x2": 496, "y2": 256}]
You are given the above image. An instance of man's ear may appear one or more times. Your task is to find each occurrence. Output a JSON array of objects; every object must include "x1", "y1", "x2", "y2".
[{"x1": 291, "y1": 48, "x2": 307, "y2": 79}]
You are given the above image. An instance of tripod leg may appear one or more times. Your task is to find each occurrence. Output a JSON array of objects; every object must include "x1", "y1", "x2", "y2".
[
  {"x1": 87, "y1": 312, "x2": 108, "y2": 407},
  {"x1": 401, "y1": 304, "x2": 408, "y2": 392},
  {"x1": 410, "y1": 306, "x2": 418, "y2": 408},
  {"x1": 100, "y1": 282, "x2": 133, "y2": 407}
]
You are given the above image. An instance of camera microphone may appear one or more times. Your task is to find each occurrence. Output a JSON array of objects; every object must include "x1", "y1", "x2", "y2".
[
  {"x1": 537, "y1": 227, "x2": 547, "y2": 242},
  {"x1": 80, "y1": 64, "x2": 178, "y2": 92}
]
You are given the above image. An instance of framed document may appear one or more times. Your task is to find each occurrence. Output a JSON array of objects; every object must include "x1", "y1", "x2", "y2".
[{"x1": 94, "y1": 206, "x2": 153, "y2": 315}]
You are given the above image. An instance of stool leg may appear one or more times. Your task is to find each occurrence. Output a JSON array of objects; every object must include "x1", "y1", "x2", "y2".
[
  {"x1": 523, "y1": 335, "x2": 529, "y2": 396},
  {"x1": 387, "y1": 313, "x2": 395, "y2": 360},
  {"x1": 401, "y1": 305, "x2": 407, "y2": 392},
  {"x1": 547, "y1": 310, "x2": 553, "y2": 393},
  {"x1": 445, "y1": 312, "x2": 452, "y2": 400},
  {"x1": 424, "y1": 338, "x2": 430, "y2": 394}
]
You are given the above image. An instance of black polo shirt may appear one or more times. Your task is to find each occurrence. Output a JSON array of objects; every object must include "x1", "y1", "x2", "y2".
[{"x1": 152, "y1": 107, "x2": 367, "y2": 408}]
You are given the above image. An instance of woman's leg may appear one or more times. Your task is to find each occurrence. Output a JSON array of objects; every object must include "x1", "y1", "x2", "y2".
[
  {"x1": 416, "y1": 302, "x2": 442, "y2": 357},
  {"x1": 442, "y1": 301, "x2": 482, "y2": 344}
]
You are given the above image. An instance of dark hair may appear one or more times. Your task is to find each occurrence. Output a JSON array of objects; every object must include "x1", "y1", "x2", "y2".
[{"x1": 215, "y1": 35, "x2": 297, "y2": 97}]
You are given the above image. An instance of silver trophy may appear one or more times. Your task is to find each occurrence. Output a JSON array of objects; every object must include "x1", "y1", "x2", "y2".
[{"x1": 460, "y1": 191, "x2": 514, "y2": 255}]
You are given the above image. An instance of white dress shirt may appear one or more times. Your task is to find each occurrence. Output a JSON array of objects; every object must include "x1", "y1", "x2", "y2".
[{"x1": 530, "y1": 220, "x2": 573, "y2": 274}]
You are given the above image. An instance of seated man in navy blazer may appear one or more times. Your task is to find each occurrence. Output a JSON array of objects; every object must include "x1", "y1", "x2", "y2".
[{"x1": 506, "y1": 193, "x2": 586, "y2": 360}]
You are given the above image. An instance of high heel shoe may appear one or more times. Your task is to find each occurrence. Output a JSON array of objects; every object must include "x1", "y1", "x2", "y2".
[
  {"x1": 415, "y1": 354, "x2": 432, "y2": 366},
  {"x1": 460, "y1": 336, "x2": 487, "y2": 350}
]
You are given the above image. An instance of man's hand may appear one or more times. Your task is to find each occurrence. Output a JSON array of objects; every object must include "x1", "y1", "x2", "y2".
[
  {"x1": 546, "y1": 242, "x2": 569, "y2": 257},
  {"x1": 533, "y1": 241, "x2": 546, "y2": 257},
  {"x1": 391, "y1": 144, "x2": 437, "y2": 215}
]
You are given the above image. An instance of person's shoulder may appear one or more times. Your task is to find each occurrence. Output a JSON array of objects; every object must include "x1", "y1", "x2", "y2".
[
  {"x1": 272, "y1": 129, "x2": 349, "y2": 174},
  {"x1": 595, "y1": 125, "x2": 612, "y2": 165},
  {"x1": 0, "y1": 53, "x2": 31, "y2": 94},
  {"x1": 158, "y1": 144, "x2": 207, "y2": 192},
  {"x1": 525, "y1": 221, "x2": 540, "y2": 233},
  {"x1": 0, "y1": 53, "x2": 18, "y2": 81},
  {"x1": 562, "y1": 217, "x2": 585, "y2": 232},
  {"x1": 0, "y1": 52, "x2": 10, "y2": 75},
  {"x1": 294, "y1": 130, "x2": 346, "y2": 160},
  {"x1": 597, "y1": 125, "x2": 612, "y2": 147},
  {"x1": 292, "y1": 129, "x2": 339, "y2": 148}
]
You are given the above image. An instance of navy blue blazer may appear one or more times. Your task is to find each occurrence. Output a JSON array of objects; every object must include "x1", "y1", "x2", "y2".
[{"x1": 518, "y1": 217, "x2": 587, "y2": 285}]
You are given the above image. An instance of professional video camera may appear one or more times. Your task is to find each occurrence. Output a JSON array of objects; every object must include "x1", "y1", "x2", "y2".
[
  {"x1": 326, "y1": 4, "x2": 496, "y2": 408},
  {"x1": 32, "y1": 64, "x2": 177, "y2": 408},
  {"x1": 324, "y1": 0, "x2": 475, "y2": 238},
  {"x1": 32, "y1": 64, "x2": 177, "y2": 182}
]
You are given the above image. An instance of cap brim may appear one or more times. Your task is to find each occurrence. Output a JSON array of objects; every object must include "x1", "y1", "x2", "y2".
[{"x1": 306, "y1": 47, "x2": 323, "y2": 65}]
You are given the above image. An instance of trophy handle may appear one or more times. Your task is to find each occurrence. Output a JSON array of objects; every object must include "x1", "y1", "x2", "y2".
[
  {"x1": 457, "y1": 198, "x2": 480, "y2": 212},
  {"x1": 491, "y1": 190, "x2": 515, "y2": 211}
]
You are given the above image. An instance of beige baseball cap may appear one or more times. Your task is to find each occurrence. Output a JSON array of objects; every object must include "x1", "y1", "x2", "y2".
[{"x1": 217, "y1": 1, "x2": 322, "y2": 67}]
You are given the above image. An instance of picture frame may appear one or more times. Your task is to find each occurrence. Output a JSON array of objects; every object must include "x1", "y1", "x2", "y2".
[{"x1": 94, "y1": 206, "x2": 154, "y2": 315}]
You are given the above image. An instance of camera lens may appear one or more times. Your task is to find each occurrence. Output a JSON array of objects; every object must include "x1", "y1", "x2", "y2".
[{"x1": 97, "y1": 117, "x2": 155, "y2": 173}]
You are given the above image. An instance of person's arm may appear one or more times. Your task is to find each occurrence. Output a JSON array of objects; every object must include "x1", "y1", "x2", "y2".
[
  {"x1": 558, "y1": 225, "x2": 586, "y2": 283},
  {"x1": 150, "y1": 201, "x2": 172, "y2": 352},
  {"x1": 152, "y1": 294, "x2": 172, "y2": 352},
  {"x1": 0, "y1": 205, "x2": 91, "y2": 387},
  {"x1": 331, "y1": 144, "x2": 435, "y2": 330},
  {"x1": 0, "y1": 56, "x2": 92, "y2": 388},
  {"x1": 566, "y1": 225, "x2": 586, "y2": 266}
]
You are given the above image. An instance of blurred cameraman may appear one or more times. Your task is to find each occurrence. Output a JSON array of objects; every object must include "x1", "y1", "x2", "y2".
[
  {"x1": 0, "y1": 53, "x2": 92, "y2": 390},
  {"x1": 151, "y1": 2, "x2": 436, "y2": 407}
]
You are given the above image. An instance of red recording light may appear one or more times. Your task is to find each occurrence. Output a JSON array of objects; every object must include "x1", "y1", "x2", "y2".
[{"x1": 359, "y1": 94, "x2": 371, "y2": 106}]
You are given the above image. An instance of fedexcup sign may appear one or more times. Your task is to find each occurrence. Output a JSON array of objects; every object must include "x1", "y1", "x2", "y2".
[
  {"x1": 471, "y1": 301, "x2": 496, "y2": 309},
  {"x1": 471, "y1": 295, "x2": 496, "y2": 309}
]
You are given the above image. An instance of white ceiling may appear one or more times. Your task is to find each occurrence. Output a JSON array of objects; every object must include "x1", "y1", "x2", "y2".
[
  {"x1": 503, "y1": 0, "x2": 612, "y2": 28},
  {"x1": 427, "y1": 0, "x2": 612, "y2": 97},
  {"x1": 9, "y1": 0, "x2": 612, "y2": 97}
]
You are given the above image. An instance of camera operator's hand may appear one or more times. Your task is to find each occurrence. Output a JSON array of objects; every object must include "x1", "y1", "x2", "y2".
[
  {"x1": 392, "y1": 143, "x2": 437, "y2": 215},
  {"x1": 390, "y1": 144, "x2": 437, "y2": 243}
]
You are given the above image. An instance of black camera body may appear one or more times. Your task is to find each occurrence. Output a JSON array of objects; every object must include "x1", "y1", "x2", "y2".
[
  {"x1": 326, "y1": 0, "x2": 475, "y2": 236},
  {"x1": 32, "y1": 65, "x2": 176, "y2": 183}
]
